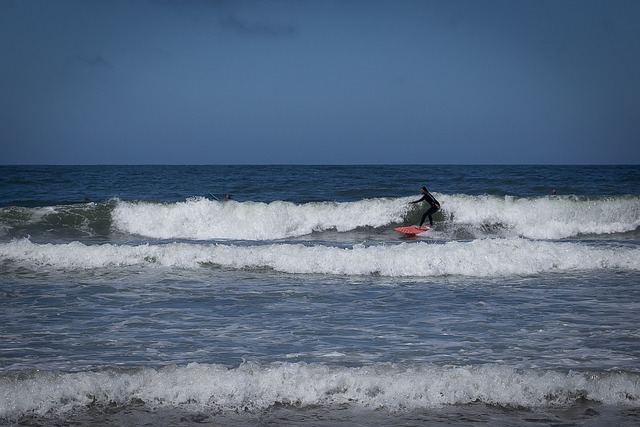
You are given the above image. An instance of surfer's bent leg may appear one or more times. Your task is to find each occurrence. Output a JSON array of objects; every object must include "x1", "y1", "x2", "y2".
[{"x1": 421, "y1": 206, "x2": 439, "y2": 227}]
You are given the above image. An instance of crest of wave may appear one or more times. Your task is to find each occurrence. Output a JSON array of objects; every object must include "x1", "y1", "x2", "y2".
[
  {"x1": 112, "y1": 198, "x2": 409, "y2": 240},
  {"x1": 3, "y1": 363, "x2": 639, "y2": 418},
  {"x1": 441, "y1": 194, "x2": 640, "y2": 239}
]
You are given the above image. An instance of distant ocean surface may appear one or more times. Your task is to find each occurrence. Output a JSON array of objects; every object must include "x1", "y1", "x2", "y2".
[{"x1": 1, "y1": 165, "x2": 640, "y2": 426}]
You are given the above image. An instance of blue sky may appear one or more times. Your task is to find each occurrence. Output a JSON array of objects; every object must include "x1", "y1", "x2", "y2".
[{"x1": 2, "y1": 0, "x2": 639, "y2": 164}]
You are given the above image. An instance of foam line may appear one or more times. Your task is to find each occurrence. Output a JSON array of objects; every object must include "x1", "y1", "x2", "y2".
[{"x1": 2, "y1": 238, "x2": 638, "y2": 277}]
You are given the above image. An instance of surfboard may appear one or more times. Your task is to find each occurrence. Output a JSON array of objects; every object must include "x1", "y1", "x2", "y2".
[{"x1": 394, "y1": 225, "x2": 429, "y2": 235}]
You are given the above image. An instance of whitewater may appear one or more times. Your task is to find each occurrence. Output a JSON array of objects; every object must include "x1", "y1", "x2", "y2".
[
  {"x1": 3, "y1": 363, "x2": 640, "y2": 419},
  {"x1": 2, "y1": 237, "x2": 639, "y2": 277},
  {"x1": 110, "y1": 194, "x2": 640, "y2": 240},
  {"x1": 3, "y1": 193, "x2": 639, "y2": 241}
]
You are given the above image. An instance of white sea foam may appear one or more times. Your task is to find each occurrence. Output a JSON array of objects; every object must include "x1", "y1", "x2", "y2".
[
  {"x1": 440, "y1": 194, "x2": 640, "y2": 239},
  {"x1": 2, "y1": 238, "x2": 638, "y2": 277},
  {"x1": 107, "y1": 195, "x2": 640, "y2": 241},
  {"x1": 2, "y1": 363, "x2": 639, "y2": 418},
  {"x1": 111, "y1": 197, "x2": 410, "y2": 240},
  {"x1": 2, "y1": 195, "x2": 638, "y2": 242}
]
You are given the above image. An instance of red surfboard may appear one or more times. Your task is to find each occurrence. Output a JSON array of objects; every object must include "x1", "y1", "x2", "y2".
[{"x1": 394, "y1": 225, "x2": 429, "y2": 235}]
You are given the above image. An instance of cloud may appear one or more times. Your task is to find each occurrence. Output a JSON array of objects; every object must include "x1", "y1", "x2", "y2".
[
  {"x1": 73, "y1": 53, "x2": 110, "y2": 68},
  {"x1": 150, "y1": 0, "x2": 231, "y2": 11},
  {"x1": 219, "y1": 15, "x2": 296, "y2": 38},
  {"x1": 150, "y1": 0, "x2": 296, "y2": 38}
]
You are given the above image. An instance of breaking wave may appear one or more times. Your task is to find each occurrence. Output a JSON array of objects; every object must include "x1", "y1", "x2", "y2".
[
  {"x1": 2, "y1": 238, "x2": 638, "y2": 277},
  {"x1": 2, "y1": 362, "x2": 639, "y2": 420},
  {"x1": 2, "y1": 194, "x2": 638, "y2": 242}
]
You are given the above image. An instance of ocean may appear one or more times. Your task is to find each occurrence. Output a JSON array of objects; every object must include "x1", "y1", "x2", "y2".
[{"x1": 1, "y1": 164, "x2": 639, "y2": 426}]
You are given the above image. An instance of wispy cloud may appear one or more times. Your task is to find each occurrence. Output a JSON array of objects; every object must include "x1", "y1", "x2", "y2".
[
  {"x1": 150, "y1": 0, "x2": 231, "y2": 11},
  {"x1": 219, "y1": 15, "x2": 296, "y2": 38},
  {"x1": 73, "y1": 53, "x2": 110, "y2": 68}
]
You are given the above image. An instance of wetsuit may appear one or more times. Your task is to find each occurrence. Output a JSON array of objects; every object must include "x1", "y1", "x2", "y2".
[{"x1": 413, "y1": 191, "x2": 440, "y2": 227}]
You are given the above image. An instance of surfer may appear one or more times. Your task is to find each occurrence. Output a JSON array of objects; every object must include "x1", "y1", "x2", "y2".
[{"x1": 410, "y1": 186, "x2": 440, "y2": 227}]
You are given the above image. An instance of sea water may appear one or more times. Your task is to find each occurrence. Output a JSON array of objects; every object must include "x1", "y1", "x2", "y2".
[{"x1": 1, "y1": 165, "x2": 639, "y2": 426}]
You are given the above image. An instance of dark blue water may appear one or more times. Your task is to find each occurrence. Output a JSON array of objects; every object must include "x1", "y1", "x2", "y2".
[
  {"x1": 2, "y1": 165, "x2": 638, "y2": 207},
  {"x1": 1, "y1": 165, "x2": 639, "y2": 426}
]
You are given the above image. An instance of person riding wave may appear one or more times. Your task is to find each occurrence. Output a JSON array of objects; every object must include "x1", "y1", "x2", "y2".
[{"x1": 409, "y1": 186, "x2": 440, "y2": 228}]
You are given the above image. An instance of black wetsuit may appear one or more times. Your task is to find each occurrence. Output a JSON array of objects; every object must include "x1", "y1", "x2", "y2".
[{"x1": 414, "y1": 191, "x2": 440, "y2": 227}]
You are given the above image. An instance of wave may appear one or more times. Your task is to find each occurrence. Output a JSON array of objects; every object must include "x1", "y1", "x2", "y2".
[
  {"x1": 2, "y1": 238, "x2": 638, "y2": 277},
  {"x1": 1, "y1": 362, "x2": 639, "y2": 419},
  {"x1": 1, "y1": 195, "x2": 639, "y2": 242},
  {"x1": 111, "y1": 195, "x2": 640, "y2": 240},
  {"x1": 0, "y1": 202, "x2": 112, "y2": 241},
  {"x1": 441, "y1": 194, "x2": 640, "y2": 239},
  {"x1": 111, "y1": 197, "x2": 409, "y2": 240}
]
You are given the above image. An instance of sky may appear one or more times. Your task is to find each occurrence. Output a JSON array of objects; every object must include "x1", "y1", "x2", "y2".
[{"x1": 1, "y1": 0, "x2": 639, "y2": 165}]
